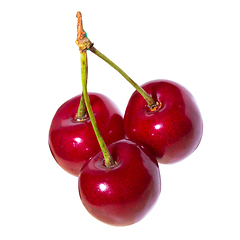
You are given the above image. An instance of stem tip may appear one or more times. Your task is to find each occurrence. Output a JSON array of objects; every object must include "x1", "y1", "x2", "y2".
[{"x1": 76, "y1": 11, "x2": 85, "y2": 40}]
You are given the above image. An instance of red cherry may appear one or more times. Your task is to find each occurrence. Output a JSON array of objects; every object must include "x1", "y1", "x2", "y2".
[
  {"x1": 124, "y1": 80, "x2": 203, "y2": 164},
  {"x1": 78, "y1": 139, "x2": 161, "y2": 226},
  {"x1": 49, "y1": 93, "x2": 125, "y2": 176}
]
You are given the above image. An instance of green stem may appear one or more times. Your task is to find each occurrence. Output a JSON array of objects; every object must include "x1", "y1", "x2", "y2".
[
  {"x1": 76, "y1": 54, "x2": 88, "y2": 120},
  {"x1": 80, "y1": 51, "x2": 115, "y2": 167},
  {"x1": 89, "y1": 46, "x2": 156, "y2": 107},
  {"x1": 75, "y1": 94, "x2": 86, "y2": 120},
  {"x1": 75, "y1": 11, "x2": 88, "y2": 121}
]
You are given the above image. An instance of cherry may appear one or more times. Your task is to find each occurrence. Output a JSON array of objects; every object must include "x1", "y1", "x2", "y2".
[
  {"x1": 48, "y1": 93, "x2": 125, "y2": 176},
  {"x1": 124, "y1": 79, "x2": 203, "y2": 164},
  {"x1": 78, "y1": 139, "x2": 161, "y2": 226}
]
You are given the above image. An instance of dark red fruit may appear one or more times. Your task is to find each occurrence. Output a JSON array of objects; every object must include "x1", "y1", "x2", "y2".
[
  {"x1": 49, "y1": 93, "x2": 125, "y2": 176},
  {"x1": 124, "y1": 80, "x2": 203, "y2": 164},
  {"x1": 78, "y1": 139, "x2": 161, "y2": 226}
]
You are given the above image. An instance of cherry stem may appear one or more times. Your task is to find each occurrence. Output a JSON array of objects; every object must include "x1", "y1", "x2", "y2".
[
  {"x1": 76, "y1": 54, "x2": 88, "y2": 120},
  {"x1": 80, "y1": 49, "x2": 115, "y2": 167},
  {"x1": 75, "y1": 11, "x2": 88, "y2": 120},
  {"x1": 89, "y1": 46, "x2": 156, "y2": 107}
]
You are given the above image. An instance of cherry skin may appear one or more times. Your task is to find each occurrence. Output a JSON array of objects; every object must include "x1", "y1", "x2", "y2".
[
  {"x1": 78, "y1": 139, "x2": 161, "y2": 226},
  {"x1": 124, "y1": 80, "x2": 203, "y2": 164},
  {"x1": 49, "y1": 93, "x2": 125, "y2": 176}
]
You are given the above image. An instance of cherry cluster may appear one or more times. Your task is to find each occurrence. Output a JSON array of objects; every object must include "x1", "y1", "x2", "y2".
[{"x1": 48, "y1": 12, "x2": 203, "y2": 227}]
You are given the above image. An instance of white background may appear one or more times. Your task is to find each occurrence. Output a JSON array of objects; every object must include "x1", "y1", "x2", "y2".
[{"x1": 1, "y1": 0, "x2": 239, "y2": 239}]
